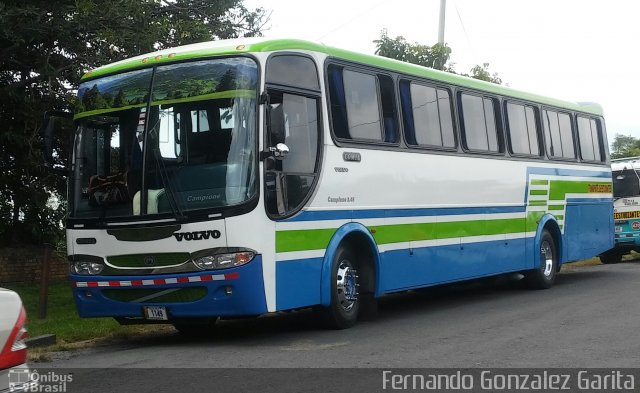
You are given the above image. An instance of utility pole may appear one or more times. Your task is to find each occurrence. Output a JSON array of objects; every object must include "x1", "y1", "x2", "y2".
[{"x1": 438, "y1": 0, "x2": 447, "y2": 44}]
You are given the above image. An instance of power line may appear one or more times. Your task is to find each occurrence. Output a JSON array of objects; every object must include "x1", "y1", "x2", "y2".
[
  {"x1": 452, "y1": 0, "x2": 477, "y2": 61},
  {"x1": 316, "y1": 0, "x2": 386, "y2": 41}
]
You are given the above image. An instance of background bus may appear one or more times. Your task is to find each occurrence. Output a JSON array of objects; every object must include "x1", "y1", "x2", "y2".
[
  {"x1": 45, "y1": 38, "x2": 613, "y2": 331},
  {"x1": 601, "y1": 157, "x2": 640, "y2": 264}
]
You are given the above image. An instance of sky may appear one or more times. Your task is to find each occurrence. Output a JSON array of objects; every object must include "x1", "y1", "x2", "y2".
[{"x1": 244, "y1": 0, "x2": 640, "y2": 142}]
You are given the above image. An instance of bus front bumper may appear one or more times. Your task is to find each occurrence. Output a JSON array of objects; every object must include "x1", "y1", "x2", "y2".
[{"x1": 70, "y1": 256, "x2": 267, "y2": 319}]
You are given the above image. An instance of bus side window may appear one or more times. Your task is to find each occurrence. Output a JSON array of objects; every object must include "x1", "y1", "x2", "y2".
[
  {"x1": 327, "y1": 65, "x2": 398, "y2": 144},
  {"x1": 459, "y1": 93, "x2": 502, "y2": 153},
  {"x1": 577, "y1": 116, "x2": 604, "y2": 162},
  {"x1": 506, "y1": 102, "x2": 540, "y2": 156},
  {"x1": 543, "y1": 110, "x2": 576, "y2": 160},
  {"x1": 400, "y1": 80, "x2": 455, "y2": 149}
]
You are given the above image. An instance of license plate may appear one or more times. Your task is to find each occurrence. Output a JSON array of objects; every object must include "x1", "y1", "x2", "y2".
[
  {"x1": 615, "y1": 226, "x2": 623, "y2": 233},
  {"x1": 143, "y1": 306, "x2": 168, "y2": 320}
]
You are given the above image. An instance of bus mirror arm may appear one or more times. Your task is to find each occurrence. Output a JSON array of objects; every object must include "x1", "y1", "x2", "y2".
[{"x1": 259, "y1": 143, "x2": 290, "y2": 161}]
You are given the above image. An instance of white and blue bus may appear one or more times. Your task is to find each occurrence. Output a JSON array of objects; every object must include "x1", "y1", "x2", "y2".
[{"x1": 50, "y1": 38, "x2": 613, "y2": 331}]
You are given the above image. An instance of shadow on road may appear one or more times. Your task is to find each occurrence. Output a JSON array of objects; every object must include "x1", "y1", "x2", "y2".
[
  {"x1": 106, "y1": 266, "x2": 618, "y2": 348},
  {"x1": 85, "y1": 262, "x2": 637, "y2": 347}
]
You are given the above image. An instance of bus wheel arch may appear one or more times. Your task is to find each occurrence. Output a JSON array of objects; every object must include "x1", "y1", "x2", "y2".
[
  {"x1": 526, "y1": 215, "x2": 562, "y2": 288},
  {"x1": 544, "y1": 218, "x2": 563, "y2": 272},
  {"x1": 320, "y1": 223, "x2": 380, "y2": 327}
]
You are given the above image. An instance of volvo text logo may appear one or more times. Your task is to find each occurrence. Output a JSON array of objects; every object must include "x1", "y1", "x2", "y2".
[{"x1": 173, "y1": 230, "x2": 221, "y2": 241}]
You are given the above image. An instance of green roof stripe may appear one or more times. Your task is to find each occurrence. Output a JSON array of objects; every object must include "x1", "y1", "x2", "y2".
[
  {"x1": 74, "y1": 89, "x2": 254, "y2": 120},
  {"x1": 82, "y1": 38, "x2": 603, "y2": 115}
]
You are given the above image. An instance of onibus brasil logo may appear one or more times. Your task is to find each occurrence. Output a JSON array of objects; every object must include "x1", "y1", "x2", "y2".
[{"x1": 8, "y1": 369, "x2": 73, "y2": 392}]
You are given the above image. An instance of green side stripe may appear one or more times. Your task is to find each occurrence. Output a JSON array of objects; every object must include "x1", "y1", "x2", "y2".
[
  {"x1": 528, "y1": 200, "x2": 547, "y2": 206},
  {"x1": 276, "y1": 228, "x2": 337, "y2": 253},
  {"x1": 276, "y1": 218, "x2": 530, "y2": 252},
  {"x1": 548, "y1": 180, "x2": 611, "y2": 201},
  {"x1": 548, "y1": 204, "x2": 565, "y2": 211},
  {"x1": 556, "y1": 215, "x2": 564, "y2": 220},
  {"x1": 530, "y1": 180, "x2": 549, "y2": 186},
  {"x1": 526, "y1": 211, "x2": 545, "y2": 232},
  {"x1": 529, "y1": 189, "x2": 548, "y2": 196}
]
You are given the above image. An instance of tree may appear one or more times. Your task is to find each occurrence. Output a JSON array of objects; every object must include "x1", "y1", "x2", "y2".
[
  {"x1": 374, "y1": 29, "x2": 452, "y2": 71},
  {"x1": 0, "y1": 1, "x2": 268, "y2": 246},
  {"x1": 610, "y1": 134, "x2": 640, "y2": 159},
  {"x1": 466, "y1": 63, "x2": 502, "y2": 84},
  {"x1": 373, "y1": 30, "x2": 502, "y2": 84}
]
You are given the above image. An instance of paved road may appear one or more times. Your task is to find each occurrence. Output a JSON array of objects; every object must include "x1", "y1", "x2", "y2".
[
  {"x1": 43, "y1": 262, "x2": 640, "y2": 370},
  {"x1": 37, "y1": 262, "x2": 640, "y2": 392}
]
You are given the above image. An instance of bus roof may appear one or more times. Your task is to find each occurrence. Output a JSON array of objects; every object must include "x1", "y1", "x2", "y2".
[
  {"x1": 612, "y1": 157, "x2": 640, "y2": 171},
  {"x1": 82, "y1": 38, "x2": 603, "y2": 116}
]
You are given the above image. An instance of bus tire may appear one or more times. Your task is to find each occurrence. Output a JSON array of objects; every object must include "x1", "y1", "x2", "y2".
[
  {"x1": 599, "y1": 251, "x2": 622, "y2": 264},
  {"x1": 524, "y1": 230, "x2": 558, "y2": 289},
  {"x1": 321, "y1": 244, "x2": 360, "y2": 329},
  {"x1": 172, "y1": 317, "x2": 218, "y2": 337}
]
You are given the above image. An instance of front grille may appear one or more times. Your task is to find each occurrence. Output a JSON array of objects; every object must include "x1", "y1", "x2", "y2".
[
  {"x1": 107, "y1": 253, "x2": 190, "y2": 268},
  {"x1": 102, "y1": 287, "x2": 207, "y2": 303}
]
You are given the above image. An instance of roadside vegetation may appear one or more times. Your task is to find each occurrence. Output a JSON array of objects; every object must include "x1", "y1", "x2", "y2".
[{"x1": 4, "y1": 281, "x2": 172, "y2": 361}]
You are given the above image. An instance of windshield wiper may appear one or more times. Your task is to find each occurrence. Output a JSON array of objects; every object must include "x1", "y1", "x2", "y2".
[{"x1": 151, "y1": 140, "x2": 185, "y2": 222}]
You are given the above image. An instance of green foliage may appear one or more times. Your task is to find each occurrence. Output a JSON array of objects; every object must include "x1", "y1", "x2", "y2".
[
  {"x1": 610, "y1": 134, "x2": 640, "y2": 159},
  {"x1": 465, "y1": 63, "x2": 502, "y2": 84},
  {"x1": 374, "y1": 29, "x2": 452, "y2": 71},
  {"x1": 0, "y1": 0, "x2": 267, "y2": 246},
  {"x1": 373, "y1": 29, "x2": 502, "y2": 84}
]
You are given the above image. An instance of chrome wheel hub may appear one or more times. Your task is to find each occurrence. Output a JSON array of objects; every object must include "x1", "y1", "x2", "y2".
[
  {"x1": 336, "y1": 260, "x2": 359, "y2": 312},
  {"x1": 540, "y1": 241, "x2": 553, "y2": 277}
]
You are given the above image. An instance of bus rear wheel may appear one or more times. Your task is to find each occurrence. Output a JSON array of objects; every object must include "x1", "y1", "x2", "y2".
[
  {"x1": 524, "y1": 230, "x2": 558, "y2": 289},
  {"x1": 321, "y1": 245, "x2": 360, "y2": 329}
]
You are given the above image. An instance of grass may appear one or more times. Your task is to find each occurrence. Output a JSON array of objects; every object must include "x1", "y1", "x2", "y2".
[{"x1": 3, "y1": 281, "x2": 136, "y2": 344}]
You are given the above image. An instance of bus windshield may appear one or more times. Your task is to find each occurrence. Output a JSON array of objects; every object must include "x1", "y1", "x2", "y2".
[
  {"x1": 612, "y1": 169, "x2": 640, "y2": 198},
  {"x1": 71, "y1": 57, "x2": 258, "y2": 220}
]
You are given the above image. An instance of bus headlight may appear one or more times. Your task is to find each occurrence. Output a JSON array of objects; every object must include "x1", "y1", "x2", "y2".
[
  {"x1": 192, "y1": 251, "x2": 255, "y2": 270},
  {"x1": 72, "y1": 261, "x2": 105, "y2": 275}
]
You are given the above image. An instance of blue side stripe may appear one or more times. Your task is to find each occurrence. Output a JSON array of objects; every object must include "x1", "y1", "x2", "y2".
[
  {"x1": 526, "y1": 167, "x2": 611, "y2": 178},
  {"x1": 566, "y1": 198, "x2": 613, "y2": 204},
  {"x1": 285, "y1": 205, "x2": 526, "y2": 222}
]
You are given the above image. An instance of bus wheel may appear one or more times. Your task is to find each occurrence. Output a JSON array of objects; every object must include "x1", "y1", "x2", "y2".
[
  {"x1": 600, "y1": 251, "x2": 622, "y2": 264},
  {"x1": 321, "y1": 245, "x2": 360, "y2": 329},
  {"x1": 172, "y1": 317, "x2": 218, "y2": 337},
  {"x1": 524, "y1": 230, "x2": 557, "y2": 289}
]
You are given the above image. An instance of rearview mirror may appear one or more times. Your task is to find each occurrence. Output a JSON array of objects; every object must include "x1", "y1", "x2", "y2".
[{"x1": 41, "y1": 111, "x2": 72, "y2": 175}]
